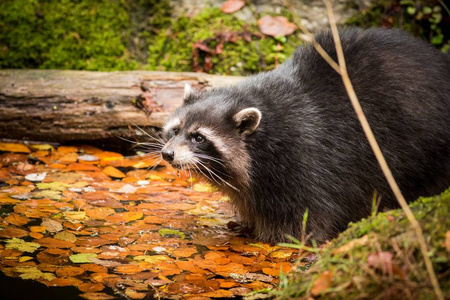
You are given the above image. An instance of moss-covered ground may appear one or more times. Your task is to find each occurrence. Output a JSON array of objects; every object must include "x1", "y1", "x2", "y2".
[
  {"x1": 0, "y1": 0, "x2": 301, "y2": 74},
  {"x1": 272, "y1": 188, "x2": 450, "y2": 299},
  {"x1": 1, "y1": 0, "x2": 448, "y2": 73},
  {"x1": 0, "y1": 0, "x2": 136, "y2": 70}
]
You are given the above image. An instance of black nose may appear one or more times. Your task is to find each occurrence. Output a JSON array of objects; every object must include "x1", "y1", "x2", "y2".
[{"x1": 162, "y1": 149, "x2": 174, "y2": 162}]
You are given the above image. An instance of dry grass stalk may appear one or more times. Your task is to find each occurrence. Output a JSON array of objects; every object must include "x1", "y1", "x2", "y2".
[
  {"x1": 282, "y1": 0, "x2": 444, "y2": 298},
  {"x1": 323, "y1": 1, "x2": 443, "y2": 299}
]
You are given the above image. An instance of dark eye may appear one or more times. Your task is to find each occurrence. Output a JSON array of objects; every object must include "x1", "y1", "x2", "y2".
[
  {"x1": 172, "y1": 128, "x2": 180, "y2": 135},
  {"x1": 192, "y1": 134, "x2": 205, "y2": 144}
]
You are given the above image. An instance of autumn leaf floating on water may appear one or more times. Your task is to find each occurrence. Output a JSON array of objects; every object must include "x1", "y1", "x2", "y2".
[{"x1": 0, "y1": 141, "x2": 303, "y2": 299}]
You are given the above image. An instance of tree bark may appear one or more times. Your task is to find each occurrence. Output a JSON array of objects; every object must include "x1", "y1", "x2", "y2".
[{"x1": 0, "y1": 70, "x2": 243, "y2": 142}]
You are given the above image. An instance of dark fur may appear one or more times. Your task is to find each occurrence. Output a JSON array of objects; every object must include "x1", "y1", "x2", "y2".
[{"x1": 162, "y1": 28, "x2": 450, "y2": 243}]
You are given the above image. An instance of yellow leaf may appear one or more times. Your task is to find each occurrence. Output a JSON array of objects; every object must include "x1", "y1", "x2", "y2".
[
  {"x1": 36, "y1": 182, "x2": 69, "y2": 191},
  {"x1": 5, "y1": 238, "x2": 41, "y2": 252},
  {"x1": 29, "y1": 144, "x2": 55, "y2": 151},
  {"x1": 19, "y1": 256, "x2": 34, "y2": 262},
  {"x1": 14, "y1": 266, "x2": 56, "y2": 281}
]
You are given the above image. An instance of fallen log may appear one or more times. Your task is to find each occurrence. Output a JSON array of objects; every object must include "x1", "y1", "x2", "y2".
[{"x1": 0, "y1": 70, "x2": 243, "y2": 142}]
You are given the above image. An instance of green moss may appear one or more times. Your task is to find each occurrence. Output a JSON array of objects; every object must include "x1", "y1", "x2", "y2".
[
  {"x1": 0, "y1": 1, "x2": 301, "y2": 74},
  {"x1": 0, "y1": 0, "x2": 137, "y2": 70},
  {"x1": 346, "y1": 0, "x2": 450, "y2": 52},
  {"x1": 147, "y1": 8, "x2": 301, "y2": 75},
  {"x1": 275, "y1": 188, "x2": 450, "y2": 299}
]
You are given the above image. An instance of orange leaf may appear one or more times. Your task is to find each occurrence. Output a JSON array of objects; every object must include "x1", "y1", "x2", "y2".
[
  {"x1": 221, "y1": 0, "x2": 245, "y2": 13},
  {"x1": 125, "y1": 288, "x2": 148, "y2": 299},
  {"x1": 0, "y1": 142, "x2": 30, "y2": 153},
  {"x1": 102, "y1": 166, "x2": 126, "y2": 178},
  {"x1": 36, "y1": 237, "x2": 75, "y2": 249},
  {"x1": 274, "y1": 262, "x2": 293, "y2": 273},
  {"x1": 56, "y1": 146, "x2": 78, "y2": 154},
  {"x1": 85, "y1": 207, "x2": 115, "y2": 220},
  {"x1": 65, "y1": 163, "x2": 101, "y2": 172},
  {"x1": 0, "y1": 195, "x2": 20, "y2": 205},
  {"x1": 37, "y1": 248, "x2": 71, "y2": 265},
  {"x1": 1, "y1": 249, "x2": 23, "y2": 258},
  {"x1": 0, "y1": 227, "x2": 28, "y2": 238},
  {"x1": 78, "y1": 282, "x2": 105, "y2": 293},
  {"x1": 78, "y1": 145, "x2": 103, "y2": 154},
  {"x1": 197, "y1": 289, "x2": 234, "y2": 298},
  {"x1": 218, "y1": 279, "x2": 239, "y2": 288},
  {"x1": 105, "y1": 211, "x2": 143, "y2": 223},
  {"x1": 5, "y1": 213, "x2": 29, "y2": 226},
  {"x1": 81, "y1": 264, "x2": 108, "y2": 273},
  {"x1": 79, "y1": 292, "x2": 115, "y2": 300},
  {"x1": 29, "y1": 232, "x2": 44, "y2": 239},
  {"x1": 116, "y1": 264, "x2": 145, "y2": 274},
  {"x1": 172, "y1": 247, "x2": 198, "y2": 258},
  {"x1": 215, "y1": 257, "x2": 231, "y2": 265},
  {"x1": 228, "y1": 253, "x2": 255, "y2": 265},
  {"x1": 43, "y1": 277, "x2": 73, "y2": 287},
  {"x1": 204, "y1": 251, "x2": 225, "y2": 260},
  {"x1": 262, "y1": 267, "x2": 279, "y2": 276},
  {"x1": 311, "y1": 271, "x2": 333, "y2": 296},
  {"x1": 55, "y1": 266, "x2": 85, "y2": 277},
  {"x1": 90, "y1": 272, "x2": 116, "y2": 284},
  {"x1": 215, "y1": 262, "x2": 248, "y2": 277}
]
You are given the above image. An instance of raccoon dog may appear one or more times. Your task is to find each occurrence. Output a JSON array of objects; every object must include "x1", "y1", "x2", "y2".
[{"x1": 160, "y1": 28, "x2": 450, "y2": 243}]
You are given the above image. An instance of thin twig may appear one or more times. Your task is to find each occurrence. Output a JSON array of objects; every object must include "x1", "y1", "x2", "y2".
[{"x1": 323, "y1": 1, "x2": 443, "y2": 299}]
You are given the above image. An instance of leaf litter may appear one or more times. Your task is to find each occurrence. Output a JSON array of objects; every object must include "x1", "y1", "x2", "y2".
[{"x1": 0, "y1": 142, "x2": 303, "y2": 299}]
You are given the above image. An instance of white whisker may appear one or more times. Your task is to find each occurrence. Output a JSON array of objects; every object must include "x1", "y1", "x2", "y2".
[{"x1": 196, "y1": 159, "x2": 240, "y2": 192}]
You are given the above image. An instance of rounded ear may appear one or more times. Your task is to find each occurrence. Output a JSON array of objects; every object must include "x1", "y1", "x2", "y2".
[
  {"x1": 233, "y1": 107, "x2": 262, "y2": 135},
  {"x1": 183, "y1": 84, "x2": 197, "y2": 104},
  {"x1": 184, "y1": 84, "x2": 193, "y2": 98}
]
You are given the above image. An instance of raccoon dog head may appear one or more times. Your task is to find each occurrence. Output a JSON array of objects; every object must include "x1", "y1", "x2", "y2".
[{"x1": 161, "y1": 84, "x2": 262, "y2": 192}]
